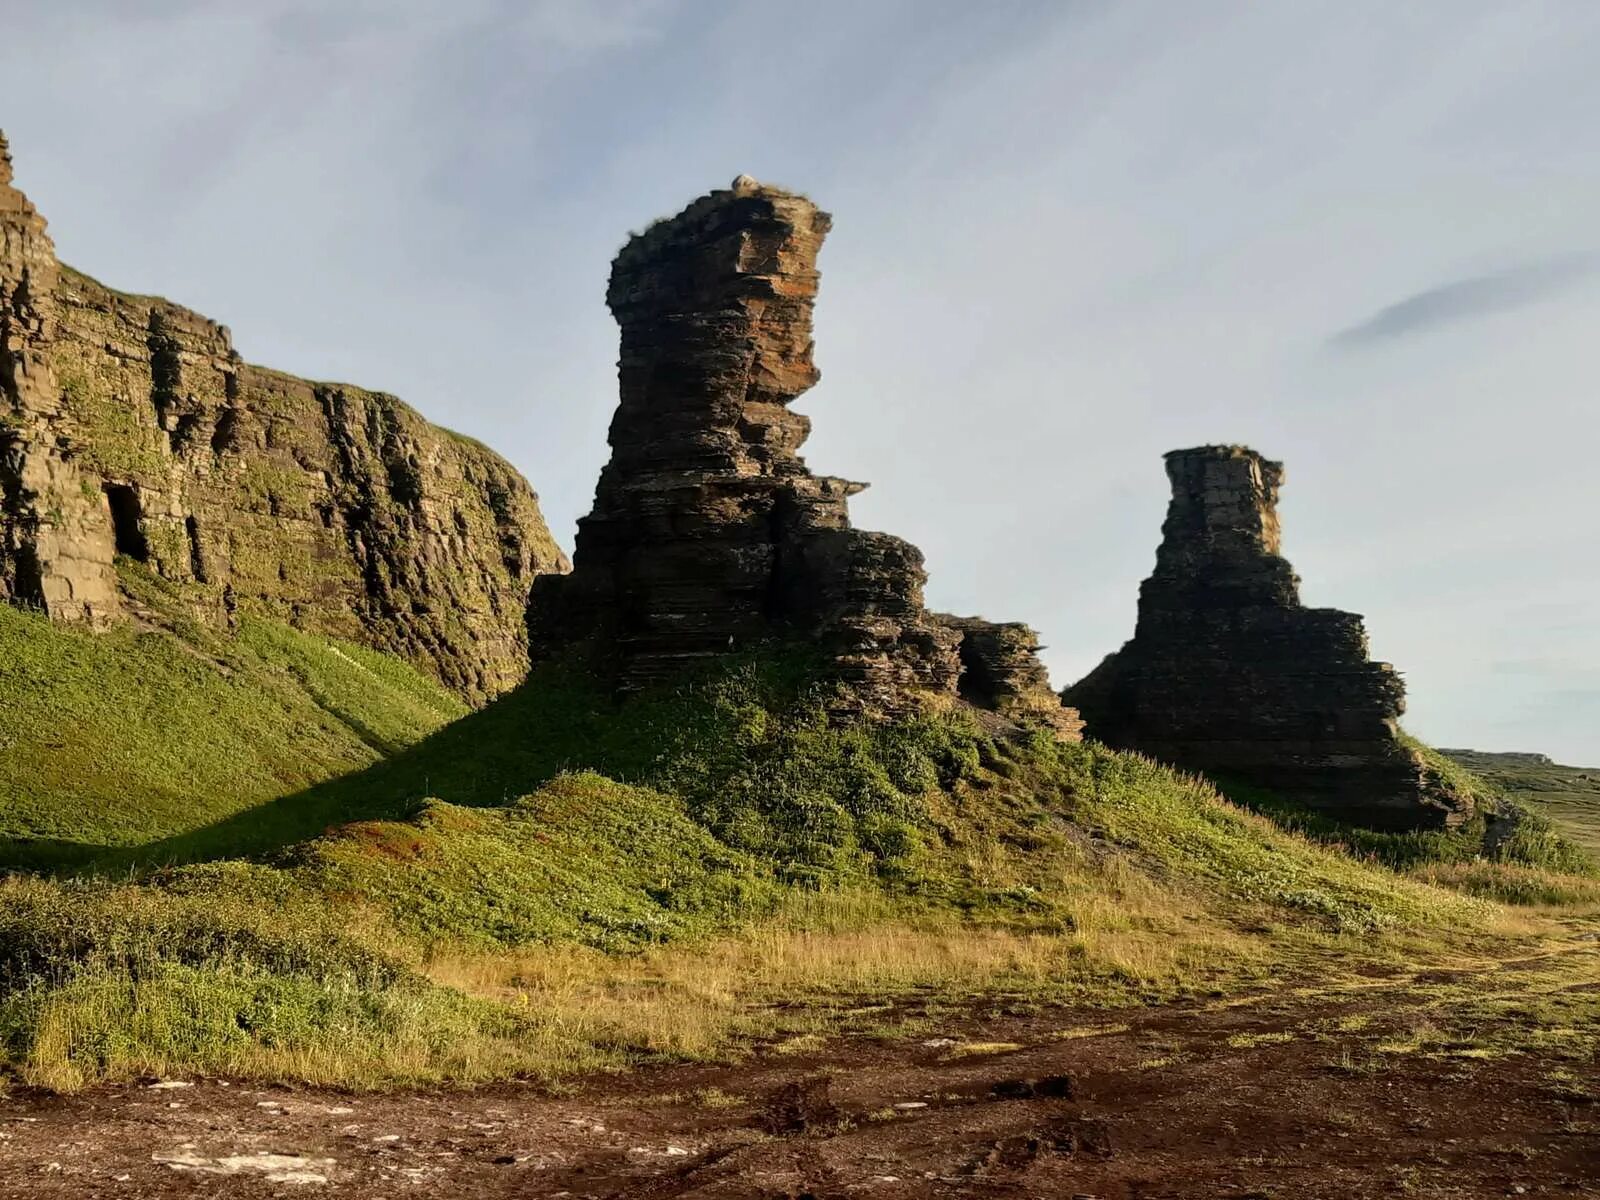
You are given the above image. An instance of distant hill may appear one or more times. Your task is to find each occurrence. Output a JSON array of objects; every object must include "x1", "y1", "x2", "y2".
[{"x1": 1440, "y1": 749, "x2": 1600, "y2": 856}]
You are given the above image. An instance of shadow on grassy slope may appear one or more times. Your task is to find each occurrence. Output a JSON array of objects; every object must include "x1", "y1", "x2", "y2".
[
  {"x1": 0, "y1": 593, "x2": 466, "y2": 861},
  {"x1": 123, "y1": 672, "x2": 601, "y2": 868},
  {"x1": 87, "y1": 653, "x2": 856, "y2": 872}
]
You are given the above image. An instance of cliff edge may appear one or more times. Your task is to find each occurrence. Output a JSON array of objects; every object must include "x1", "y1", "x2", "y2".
[{"x1": 0, "y1": 131, "x2": 567, "y2": 701}]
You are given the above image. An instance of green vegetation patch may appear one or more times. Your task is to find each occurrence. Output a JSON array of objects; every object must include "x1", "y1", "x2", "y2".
[
  {"x1": 1041, "y1": 744, "x2": 1467, "y2": 933},
  {"x1": 306, "y1": 773, "x2": 776, "y2": 950},
  {"x1": 0, "y1": 874, "x2": 528, "y2": 1091},
  {"x1": 1218, "y1": 738, "x2": 1595, "y2": 884},
  {"x1": 0, "y1": 631, "x2": 1573, "y2": 1092},
  {"x1": 0, "y1": 569, "x2": 464, "y2": 860},
  {"x1": 1442, "y1": 748, "x2": 1600, "y2": 858},
  {"x1": 133, "y1": 654, "x2": 978, "y2": 879},
  {"x1": 116, "y1": 652, "x2": 1471, "y2": 939}
]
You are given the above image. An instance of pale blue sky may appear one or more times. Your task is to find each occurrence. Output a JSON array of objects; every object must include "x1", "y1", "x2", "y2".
[{"x1": 3, "y1": 1, "x2": 1596, "y2": 763}]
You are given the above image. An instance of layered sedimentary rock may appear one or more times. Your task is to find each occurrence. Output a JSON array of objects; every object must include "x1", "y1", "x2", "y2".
[
  {"x1": 0, "y1": 131, "x2": 120, "y2": 621},
  {"x1": 0, "y1": 131, "x2": 566, "y2": 700},
  {"x1": 941, "y1": 615, "x2": 1085, "y2": 738},
  {"x1": 1065, "y1": 446, "x2": 1470, "y2": 828},
  {"x1": 531, "y1": 177, "x2": 1078, "y2": 733}
]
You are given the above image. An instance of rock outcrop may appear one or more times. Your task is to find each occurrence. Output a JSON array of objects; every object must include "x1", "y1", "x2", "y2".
[
  {"x1": 531, "y1": 177, "x2": 1079, "y2": 735},
  {"x1": 1065, "y1": 446, "x2": 1470, "y2": 828},
  {"x1": 1, "y1": 131, "x2": 120, "y2": 622},
  {"x1": 0, "y1": 131, "x2": 567, "y2": 700}
]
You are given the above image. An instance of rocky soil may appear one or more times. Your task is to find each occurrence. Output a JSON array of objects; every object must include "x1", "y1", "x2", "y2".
[{"x1": 2, "y1": 940, "x2": 1593, "y2": 1198}]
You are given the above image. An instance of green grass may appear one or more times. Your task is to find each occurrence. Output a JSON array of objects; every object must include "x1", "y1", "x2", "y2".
[
  {"x1": 0, "y1": 598, "x2": 1587, "y2": 1092},
  {"x1": 1408, "y1": 861, "x2": 1600, "y2": 907},
  {"x1": 0, "y1": 873, "x2": 533, "y2": 1091},
  {"x1": 109, "y1": 651, "x2": 972, "y2": 874},
  {"x1": 1049, "y1": 746, "x2": 1463, "y2": 933},
  {"x1": 1441, "y1": 749, "x2": 1600, "y2": 858},
  {"x1": 303, "y1": 774, "x2": 778, "y2": 951},
  {"x1": 0, "y1": 564, "x2": 465, "y2": 863},
  {"x1": 1216, "y1": 738, "x2": 1596, "y2": 881},
  {"x1": 0, "y1": 641, "x2": 1521, "y2": 1090},
  {"x1": 92, "y1": 653, "x2": 1509, "y2": 939}
]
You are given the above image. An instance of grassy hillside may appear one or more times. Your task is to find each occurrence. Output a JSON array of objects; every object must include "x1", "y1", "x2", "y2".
[
  {"x1": 1441, "y1": 749, "x2": 1600, "y2": 857},
  {"x1": 1218, "y1": 738, "x2": 1594, "y2": 893},
  {"x1": 0, "y1": 563, "x2": 465, "y2": 864},
  {"x1": 0, "y1": 588, "x2": 1592, "y2": 1091},
  {"x1": 7, "y1": 640, "x2": 1578, "y2": 1091}
]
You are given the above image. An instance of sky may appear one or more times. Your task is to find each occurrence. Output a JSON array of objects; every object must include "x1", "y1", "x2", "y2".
[{"x1": 2, "y1": 0, "x2": 1596, "y2": 764}]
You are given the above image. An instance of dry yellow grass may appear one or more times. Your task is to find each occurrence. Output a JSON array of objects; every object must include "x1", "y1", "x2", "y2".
[
  {"x1": 420, "y1": 884, "x2": 1272, "y2": 1075},
  {"x1": 414, "y1": 867, "x2": 1588, "y2": 1084}
]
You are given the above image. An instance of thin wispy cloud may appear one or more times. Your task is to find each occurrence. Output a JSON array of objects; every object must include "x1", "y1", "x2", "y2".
[{"x1": 1332, "y1": 252, "x2": 1600, "y2": 345}]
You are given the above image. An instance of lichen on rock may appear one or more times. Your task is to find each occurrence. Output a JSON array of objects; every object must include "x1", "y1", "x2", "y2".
[{"x1": 1065, "y1": 445, "x2": 1472, "y2": 828}]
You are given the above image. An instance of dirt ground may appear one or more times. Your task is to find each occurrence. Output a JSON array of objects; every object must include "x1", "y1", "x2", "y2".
[{"x1": 1, "y1": 945, "x2": 1595, "y2": 1198}]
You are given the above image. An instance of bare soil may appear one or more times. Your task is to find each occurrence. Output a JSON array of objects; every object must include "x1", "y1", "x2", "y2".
[{"x1": 2, "y1": 952, "x2": 1595, "y2": 1198}]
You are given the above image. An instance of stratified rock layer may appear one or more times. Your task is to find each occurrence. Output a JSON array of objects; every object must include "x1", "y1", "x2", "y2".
[
  {"x1": 1065, "y1": 446, "x2": 1469, "y2": 828},
  {"x1": 0, "y1": 131, "x2": 566, "y2": 700},
  {"x1": 531, "y1": 178, "x2": 1078, "y2": 733},
  {"x1": 0, "y1": 131, "x2": 120, "y2": 622}
]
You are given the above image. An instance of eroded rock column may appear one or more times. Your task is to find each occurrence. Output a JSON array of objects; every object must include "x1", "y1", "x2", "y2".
[
  {"x1": 1065, "y1": 445, "x2": 1469, "y2": 827},
  {"x1": 531, "y1": 177, "x2": 1079, "y2": 732}
]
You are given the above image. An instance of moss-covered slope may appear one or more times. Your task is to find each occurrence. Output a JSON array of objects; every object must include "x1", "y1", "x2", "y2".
[{"x1": 0, "y1": 564, "x2": 466, "y2": 863}]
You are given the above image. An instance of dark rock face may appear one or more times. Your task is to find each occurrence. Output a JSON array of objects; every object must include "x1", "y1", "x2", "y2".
[
  {"x1": 942, "y1": 615, "x2": 1085, "y2": 739},
  {"x1": 0, "y1": 131, "x2": 567, "y2": 700},
  {"x1": 532, "y1": 178, "x2": 1078, "y2": 732},
  {"x1": 1065, "y1": 445, "x2": 1471, "y2": 828}
]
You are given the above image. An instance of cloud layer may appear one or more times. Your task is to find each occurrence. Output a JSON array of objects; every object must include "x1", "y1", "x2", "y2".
[{"x1": 2, "y1": 1, "x2": 1597, "y2": 763}]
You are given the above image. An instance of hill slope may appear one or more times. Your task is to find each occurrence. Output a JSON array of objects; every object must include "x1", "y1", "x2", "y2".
[
  {"x1": 0, "y1": 637, "x2": 1540, "y2": 1091},
  {"x1": 1441, "y1": 749, "x2": 1600, "y2": 856},
  {"x1": 0, "y1": 563, "x2": 466, "y2": 864}
]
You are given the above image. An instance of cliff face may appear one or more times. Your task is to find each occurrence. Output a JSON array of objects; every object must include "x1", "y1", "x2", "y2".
[
  {"x1": 0, "y1": 132, "x2": 567, "y2": 701},
  {"x1": 531, "y1": 176, "x2": 1079, "y2": 736},
  {"x1": 1065, "y1": 446, "x2": 1471, "y2": 829},
  {"x1": 0, "y1": 132, "x2": 120, "y2": 622}
]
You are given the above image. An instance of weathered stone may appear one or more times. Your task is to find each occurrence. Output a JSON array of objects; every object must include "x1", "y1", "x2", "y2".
[
  {"x1": 0, "y1": 130, "x2": 120, "y2": 622},
  {"x1": 1065, "y1": 446, "x2": 1471, "y2": 828},
  {"x1": 0, "y1": 131, "x2": 567, "y2": 700},
  {"x1": 938, "y1": 615, "x2": 1085, "y2": 739},
  {"x1": 531, "y1": 178, "x2": 1079, "y2": 734}
]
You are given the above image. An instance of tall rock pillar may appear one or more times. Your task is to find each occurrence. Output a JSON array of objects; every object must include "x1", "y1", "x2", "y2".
[
  {"x1": 1066, "y1": 445, "x2": 1469, "y2": 828},
  {"x1": 0, "y1": 131, "x2": 118, "y2": 621},
  {"x1": 531, "y1": 176, "x2": 1080, "y2": 733}
]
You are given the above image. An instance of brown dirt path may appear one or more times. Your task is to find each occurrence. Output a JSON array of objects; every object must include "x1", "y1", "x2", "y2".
[{"x1": 1, "y1": 945, "x2": 1595, "y2": 1198}]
